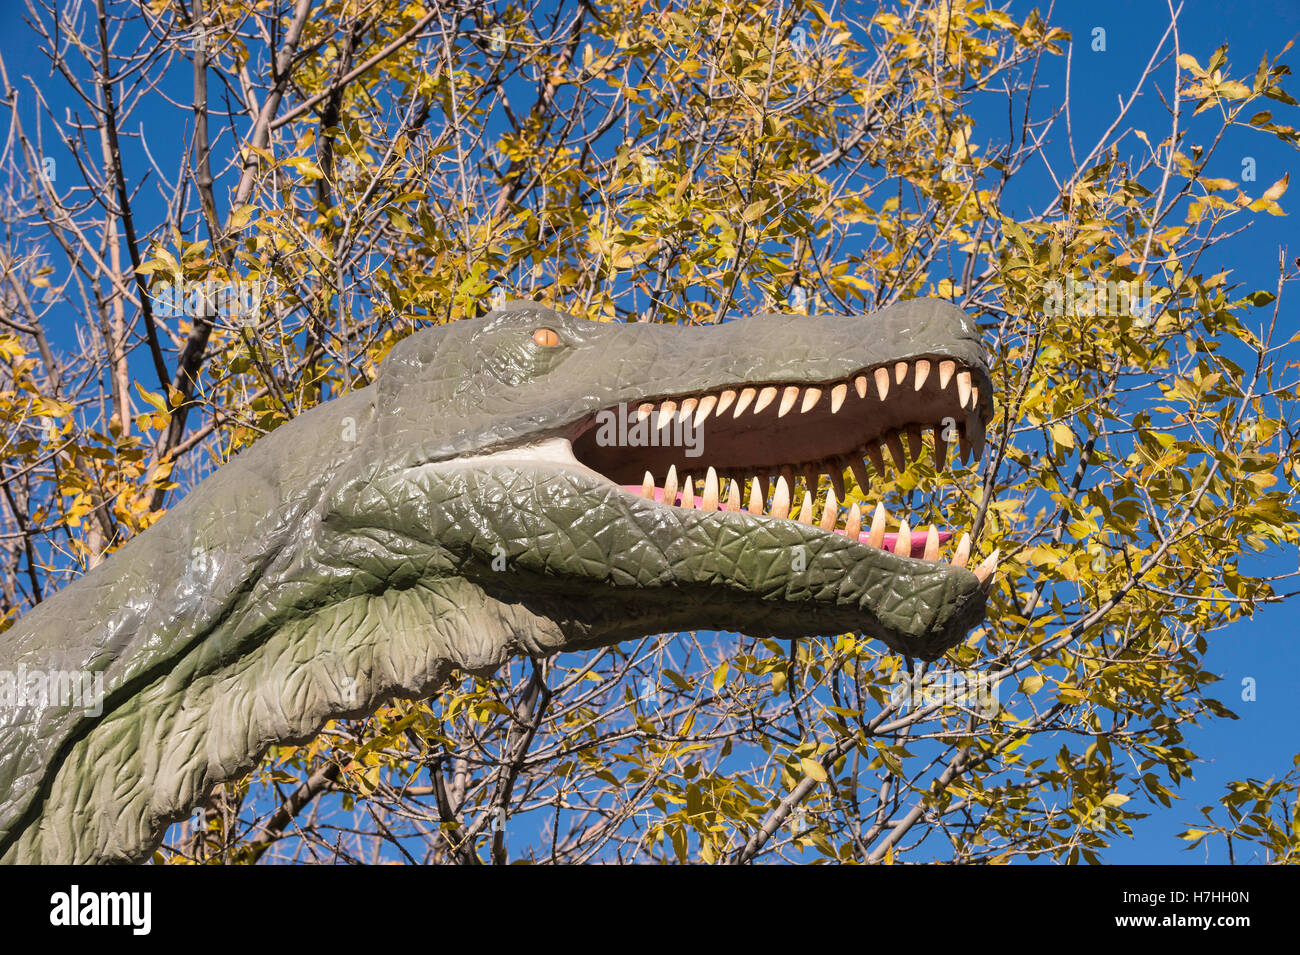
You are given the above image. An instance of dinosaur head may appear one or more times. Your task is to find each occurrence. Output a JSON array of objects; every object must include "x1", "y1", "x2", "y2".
[
  {"x1": 0, "y1": 297, "x2": 998, "y2": 864},
  {"x1": 325, "y1": 299, "x2": 995, "y2": 661}
]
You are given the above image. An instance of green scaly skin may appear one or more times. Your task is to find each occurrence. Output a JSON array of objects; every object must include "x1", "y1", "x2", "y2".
[{"x1": 0, "y1": 298, "x2": 994, "y2": 863}]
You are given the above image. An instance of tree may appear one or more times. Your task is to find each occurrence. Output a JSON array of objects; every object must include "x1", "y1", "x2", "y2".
[{"x1": 1, "y1": 0, "x2": 1298, "y2": 864}]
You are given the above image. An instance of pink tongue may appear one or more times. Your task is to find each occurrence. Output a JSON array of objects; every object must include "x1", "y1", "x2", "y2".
[{"x1": 621, "y1": 485, "x2": 952, "y2": 558}]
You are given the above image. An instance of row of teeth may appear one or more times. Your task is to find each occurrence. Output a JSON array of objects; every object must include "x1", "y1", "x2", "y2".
[
  {"x1": 635, "y1": 359, "x2": 981, "y2": 428},
  {"x1": 631, "y1": 360, "x2": 987, "y2": 481},
  {"x1": 637, "y1": 464, "x2": 998, "y2": 584}
]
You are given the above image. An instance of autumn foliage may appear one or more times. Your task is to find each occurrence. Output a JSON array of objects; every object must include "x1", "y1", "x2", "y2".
[{"x1": 1, "y1": 0, "x2": 1299, "y2": 863}]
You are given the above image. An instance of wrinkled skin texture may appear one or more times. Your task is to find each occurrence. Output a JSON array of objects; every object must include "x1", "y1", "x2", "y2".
[{"x1": 0, "y1": 299, "x2": 993, "y2": 863}]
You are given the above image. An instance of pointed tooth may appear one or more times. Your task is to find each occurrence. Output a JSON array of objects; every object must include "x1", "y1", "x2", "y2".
[
  {"x1": 884, "y1": 431, "x2": 907, "y2": 470},
  {"x1": 663, "y1": 465, "x2": 679, "y2": 506},
  {"x1": 748, "y1": 479, "x2": 764, "y2": 514},
  {"x1": 971, "y1": 385, "x2": 980, "y2": 410},
  {"x1": 970, "y1": 417, "x2": 986, "y2": 460},
  {"x1": 771, "y1": 476, "x2": 791, "y2": 519},
  {"x1": 974, "y1": 549, "x2": 999, "y2": 586},
  {"x1": 853, "y1": 374, "x2": 868, "y2": 399},
  {"x1": 819, "y1": 487, "x2": 838, "y2": 531},
  {"x1": 933, "y1": 426, "x2": 949, "y2": 469},
  {"x1": 779, "y1": 464, "x2": 796, "y2": 491},
  {"x1": 914, "y1": 359, "x2": 930, "y2": 390},
  {"x1": 868, "y1": 503, "x2": 887, "y2": 547},
  {"x1": 733, "y1": 387, "x2": 756, "y2": 417},
  {"x1": 864, "y1": 442, "x2": 886, "y2": 477},
  {"x1": 726, "y1": 479, "x2": 741, "y2": 511},
  {"x1": 702, "y1": 467, "x2": 719, "y2": 510},
  {"x1": 939, "y1": 360, "x2": 955, "y2": 389},
  {"x1": 958, "y1": 426, "x2": 972, "y2": 464},
  {"x1": 802, "y1": 463, "x2": 820, "y2": 495},
  {"x1": 895, "y1": 361, "x2": 909, "y2": 385},
  {"x1": 924, "y1": 525, "x2": 940, "y2": 561},
  {"x1": 641, "y1": 471, "x2": 655, "y2": 499},
  {"x1": 893, "y1": 518, "x2": 911, "y2": 556},
  {"x1": 800, "y1": 387, "x2": 822, "y2": 413},
  {"x1": 957, "y1": 370, "x2": 972, "y2": 410},
  {"x1": 657, "y1": 400, "x2": 677, "y2": 428},
  {"x1": 681, "y1": 475, "x2": 696, "y2": 509},
  {"x1": 677, "y1": 396, "x2": 698, "y2": 425},
  {"x1": 754, "y1": 386, "x2": 778, "y2": 414},
  {"x1": 849, "y1": 457, "x2": 873, "y2": 492},
  {"x1": 830, "y1": 382, "x2": 847, "y2": 413},
  {"x1": 845, "y1": 502, "x2": 862, "y2": 540},
  {"x1": 757, "y1": 470, "x2": 770, "y2": 501},
  {"x1": 778, "y1": 385, "x2": 800, "y2": 417},
  {"x1": 906, "y1": 425, "x2": 924, "y2": 462},
  {"x1": 952, "y1": 532, "x2": 971, "y2": 568},
  {"x1": 827, "y1": 462, "x2": 846, "y2": 502},
  {"x1": 716, "y1": 389, "x2": 737, "y2": 416},
  {"x1": 693, "y1": 393, "x2": 717, "y2": 427},
  {"x1": 637, "y1": 402, "x2": 655, "y2": 421},
  {"x1": 873, "y1": 367, "x2": 890, "y2": 400},
  {"x1": 797, "y1": 490, "x2": 815, "y2": 524}
]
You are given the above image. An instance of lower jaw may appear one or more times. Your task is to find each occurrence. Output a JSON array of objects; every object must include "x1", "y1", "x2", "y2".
[{"x1": 620, "y1": 484, "x2": 952, "y2": 558}]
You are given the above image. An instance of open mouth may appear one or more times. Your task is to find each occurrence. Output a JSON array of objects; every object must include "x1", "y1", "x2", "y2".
[{"x1": 570, "y1": 356, "x2": 998, "y2": 582}]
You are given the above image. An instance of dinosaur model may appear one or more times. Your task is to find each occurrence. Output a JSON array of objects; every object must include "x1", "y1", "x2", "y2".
[{"x1": 0, "y1": 297, "x2": 996, "y2": 863}]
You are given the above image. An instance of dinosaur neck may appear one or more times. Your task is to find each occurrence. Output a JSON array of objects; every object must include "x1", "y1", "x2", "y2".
[
  {"x1": 0, "y1": 388, "x2": 428, "y2": 863},
  {"x1": 3, "y1": 574, "x2": 514, "y2": 863}
]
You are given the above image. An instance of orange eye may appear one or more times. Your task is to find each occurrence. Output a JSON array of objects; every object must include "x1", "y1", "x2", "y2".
[{"x1": 532, "y1": 327, "x2": 560, "y2": 347}]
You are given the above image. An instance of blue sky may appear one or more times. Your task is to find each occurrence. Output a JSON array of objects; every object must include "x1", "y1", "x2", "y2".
[
  {"x1": 994, "y1": 0, "x2": 1300, "y2": 863},
  {"x1": 2, "y1": 0, "x2": 1297, "y2": 862}
]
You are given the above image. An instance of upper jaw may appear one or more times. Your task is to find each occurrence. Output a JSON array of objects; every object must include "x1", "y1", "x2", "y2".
[{"x1": 570, "y1": 350, "x2": 992, "y2": 487}]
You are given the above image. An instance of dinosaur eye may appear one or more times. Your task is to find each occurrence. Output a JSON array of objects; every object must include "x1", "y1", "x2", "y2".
[{"x1": 532, "y1": 328, "x2": 560, "y2": 347}]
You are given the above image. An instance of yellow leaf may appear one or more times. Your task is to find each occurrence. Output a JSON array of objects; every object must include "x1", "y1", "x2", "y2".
[
  {"x1": 712, "y1": 661, "x2": 729, "y2": 692},
  {"x1": 800, "y1": 757, "x2": 828, "y2": 783},
  {"x1": 133, "y1": 382, "x2": 168, "y2": 415},
  {"x1": 286, "y1": 156, "x2": 323, "y2": 181},
  {"x1": 227, "y1": 204, "x2": 256, "y2": 232},
  {"x1": 1261, "y1": 173, "x2": 1289, "y2": 203},
  {"x1": 1050, "y1": 422, "x2": 1075, "y2": 450}
]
